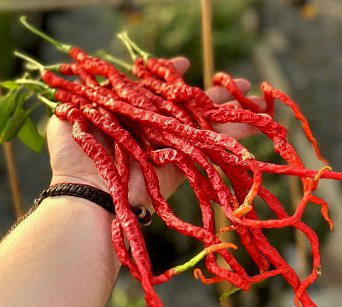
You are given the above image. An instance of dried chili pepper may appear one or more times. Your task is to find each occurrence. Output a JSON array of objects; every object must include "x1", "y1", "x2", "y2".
[
  {"x1": 213, "y1": 72, "x2": 262, "y2": 113},
  {"x1": 117, "y1": 32, "x2": 184, "y2": 83},
  {"x1": 13, "y1": 17, "x2": 342, "y2": 307},
  {"x1": 261, "y1": 81, "x2": 327, "y2": 164}
]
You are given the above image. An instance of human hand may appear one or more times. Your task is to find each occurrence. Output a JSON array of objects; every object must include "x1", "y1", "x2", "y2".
[
  {"x1": 47, "y1": 57, "x2": 267, "y2": 214},
  {"x1": 205, "y1": 81, "x2": 267, "y2": 139},
  {"x1": 46, "y1": 58, "x2": 192, "y2": 210}
]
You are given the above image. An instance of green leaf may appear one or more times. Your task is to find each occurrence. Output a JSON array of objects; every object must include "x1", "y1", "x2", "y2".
[
  {"x1": 0, "y1": 108, "x2": 29, "y2": 143},
  {"x1": 0, "y1": 81, "x2": 20, "y2": 90},
  {"x1": 0, "y1": 91, "x2": 17, "y2": 132},
  {"x1": 0, "y1": 89, "x2": 44, "y2": 149},
  {"x1": 15, "y1": 90, "x2": 30, "y2": 109},
  {"x1": 18, "y1": 116, "x2": 45, "y2": 152},
  {"x1": 0, "y1": 88, "x2": 32, "y2": 138}
]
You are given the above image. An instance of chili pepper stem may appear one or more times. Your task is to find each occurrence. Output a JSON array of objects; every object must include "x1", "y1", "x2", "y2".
[
  {"x1": 117, "y1": 32, "x2": 140, "y2": 61},
  {"x1": 118, "y1": 31, "x2": 152, "y2": 61},
  {"x1": 233, "y1": 204, "x2": 253, "y2": 218},
  {"x1": 24, "y1": 62, "x2": 40, "y2": 71},
  {"x1": 96, "y1": 50, "x2": 132, "y2": 72},
  {"x1": 310, "y1": 165, "x2": 332, "y2": 191},
  {"x1": 14, "y1": 51, "x2": 45, "y2": 74},
  {"x1": 216, "y1": 225, "x2": 236, "y2": 237},
  {"x1": 219, "y1": 285, "x2": 241, "y2": 302},
  {"x1": 37, "y1": 94, "x2": 58, "y2": 111},
  {"x1": 172, "y1": 243, "x2": 237, "y2": 275},
  {"x1": 15, "y1": 78, "x2": 47, "y2": 90},
  {"x1": 234, "y1": 185, "x2": 259, "y2": 218},
  {"x1": 20, "y1": 16, "x2": 71, "y2": 53}
]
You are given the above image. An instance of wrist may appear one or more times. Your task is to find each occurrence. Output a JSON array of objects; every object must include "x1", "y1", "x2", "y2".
[
  {"x1": 36, "y1": 183, "x2": 116, "y2": 216},
  {"x1": 0, "y1": 196, "x2": 119, "y2": 307},
  {"x1": 38, "y1": 182, "x2": 152, "y2": 226},
  {"x1": 51, "y1": 174, "x2": 109, "y2": 192}
]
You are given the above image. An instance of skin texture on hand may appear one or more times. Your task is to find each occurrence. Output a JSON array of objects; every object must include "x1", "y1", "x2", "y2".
[{"x1": 47, "y1": 57, "x2": 267, "y2": 214}]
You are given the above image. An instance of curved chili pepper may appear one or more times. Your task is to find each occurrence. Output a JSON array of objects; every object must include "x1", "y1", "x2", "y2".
[
  {"x1": 261, "y1": 81, "x2": 327, "y2": 164},
  {"x1": 213, "y1": 72, "x2": 262, "y2": 113}
]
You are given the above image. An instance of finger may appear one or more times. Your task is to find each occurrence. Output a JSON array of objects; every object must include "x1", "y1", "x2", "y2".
[
  {"x1": 220, "y1": 96, "x2": 267, "y2": 112},
  {"x1": 214, "y1": 122, "x2": 259, "y2": 140},
  {"x1": 213, "y1": 113, "x2": 272, "y2": 139},
  {"x1": 46, "y1": 115, "x2": 80, "y2": 161},
  {"x1": 205, "y1": 78, "x2": 251, "y2": 104},
  {"x1": 47, "y1": 115, "x2": 72, "y2": 142},
  {"x1": 170, "y1": 57, "x2": 191, "y2": 75}
]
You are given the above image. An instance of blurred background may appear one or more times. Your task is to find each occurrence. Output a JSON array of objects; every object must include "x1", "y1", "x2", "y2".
[{"x1": 0, "y1": 0, "x2": 341, "y2": 306}]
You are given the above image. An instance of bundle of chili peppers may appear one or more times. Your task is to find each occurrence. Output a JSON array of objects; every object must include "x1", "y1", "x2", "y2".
[{"x1": 7, "y1": 17, "x2": 342, "y2": 307}]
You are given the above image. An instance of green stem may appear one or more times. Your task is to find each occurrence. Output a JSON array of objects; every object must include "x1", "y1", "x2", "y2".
[
  {"x1": 173, "y1": 249, "x2": 207, "y2": 274},
  {"x1": 14, "y1": 51, "x2": 45, "y2": 74},
  {"x1": 24, "y1": 63, "x2": 40, "y2": 71},
  {"x1": 219, "y1": 286, "x2": 241, "y2": 302},
  {"x1": 37, "y1": 94, "x2": 58, "y2": 111},
  {"x1": 25, "y1": 62, "x2": 61, "y2": 74},
  {"x1": 20, "y1": 16, "x2": 71, "y2": 53},
  {"x1": 117, "y1": 31, "x2": 153, "y2": 61},
  {"x1": 117, "y1": 32, "x2": 139, "y2": 61},
  {"x1": 96, "y1": 50, "x2": 132, "y2": 72},
  {"x1": 15, "y1": 78, "x2": 55, "y2": 100},
  {"x1": 45, "y1": 63, "x2": 63, "y2": 72},
  {"x1": 15, "y1": 78, "x2": 47, "y2": 91},
  {"x1": 172, "y1": 243, "x2": 237, "y2": 274}
]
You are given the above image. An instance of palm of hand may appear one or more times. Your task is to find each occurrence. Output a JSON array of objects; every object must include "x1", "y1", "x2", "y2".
[{"x1": 47, "y1": 116, "x2": 109, "y2": 191}]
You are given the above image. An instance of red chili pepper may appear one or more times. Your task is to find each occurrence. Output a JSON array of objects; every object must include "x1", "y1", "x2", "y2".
[
  {"x1": 53, "y1": 88, "x2": 90, "y2": 108},
  {"x1": 182, "y1": 99, "x2": 215, "y2": 130},
  {"x1": 111, "y1": 217, "x2": 141, "y2": 280},
  {"x1": 147, "y1": 146, "x2": 216, "y2": 233},
  {"x1": 193, "y1": 268, "x2": 225, "y2": 284},
  {"x1": 195, "y1": 143, "x2": 341, "y2": 181},
  {"x1": 139, "y1": 77, "x2": 215, "y2": 111},
  {"x1": 145, "y1": 57, "x2": 184, "y2": 83},
  {"x1": 261, "y1": 81, "x2": 327, "y2": 164},
  {"x1": 213, "y1": 72, "x2": 262, "y2": 113},
  {"x1": 206, "y1": 107, "x2": 306, "y2": 175},
  {"x1": 129, "y1": 81, "x2": 197, "y2": 127},
  {"x1": 132, "y1": 56, "x2": 184, "y2": 83},
  {"x1": 132, "y1": 58, "x2": 153, "y2": 79},
  {"x1": 59, "y1": 62, "x2": 100, "y2": 88}
]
